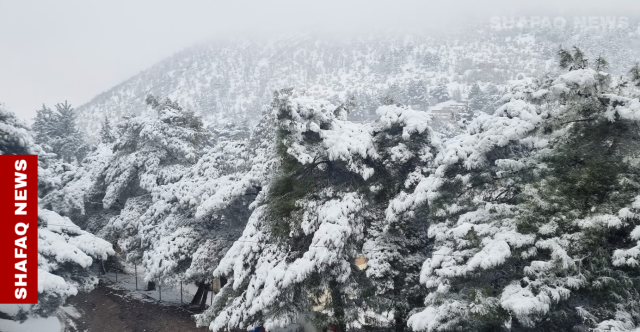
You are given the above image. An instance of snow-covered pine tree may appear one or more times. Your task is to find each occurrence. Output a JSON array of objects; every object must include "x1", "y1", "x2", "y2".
[
  {"x1": 482, "y1": 84, "x2": 502, "y2": 114},
  {"x1": 406, "y1": 79, "x2": 430, "y2": 109},
  {"x1": 467, "y1": 83, "x2": 488, "y2": 112},
  {"x1": 32, "y1": 101, "x2": 90, "y2": 164},
  {"x1": 96, "y1": 95, "x2": 205, "y2": 212},
  {"x1": 0, "y1": 103, "x2": 34, "y2": 155},
  {"x1": 31, "y1": 104, "x2": 57, "y2": 152},
  {"x1": 89, "y1": 96, "x2": 206, "y2": 283},
  {"x1": 468, "y1": 83, "x2": 502, "y2": 115},
  {"x1": 423, "y1": 52, "x2": 440, "y2": 70},
  {"x1": 400, "y1": 49, "x2": 640, "y2": 331},
  {"x1": 452, "y1": 88, "x2": 463, "y2": 102},
  {"x1": 430, "y1": 84, "x2": 450, "y2": 103},
  {"x1": 196, "y1": 89, "x2": 436, "y2": 331},
  {"x1": 100, "y1": 116, "x2": 116, "y2": 144},
  {"x1": 391, "y1": 77, "x2": 541, "y2": 331},
  {"x1": 44, "y1": 94, "x2": 276, "y2": 300},
  {"x1": 177, "y1": 110, "x2": 278, "y2": 295},
  {"x1": 197, "y1": 90, "x2": 372, "y2": 330},
  {"x1": 35, "y1": 209, "x2": 115, "y2": 318},
  {"x1": 362, "y1": 105, "x2": 437, "y2": 331},
  {"x1": 40, "y1": 143, "x2": 114, "y2": 226},
  {"x1": 468, "y1": 83, "x2": 482, "y2": 100},
  {"x1": 631, "y1": 62, "x2": 640, "y2": 88},
  {"x1": 0, "y1": 103, "x2": 114, "y2": 320},
  {"x1": 501, "y1": 53, "x2": 640, "y2": 332},
  {"x1": 124, "y1": 133, "x2": 257, "y2": 289},
  {"x1": 52, "y1": 101, "x2": 90, "y2": 163},
  {"x1": 558, "y1": 46, "x2": 588, "y2": 71}
]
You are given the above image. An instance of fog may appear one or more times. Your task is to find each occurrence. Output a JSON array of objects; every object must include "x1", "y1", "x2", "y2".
[{"x1": 0, "y1": 0, "x2": 637, "y2": 121}]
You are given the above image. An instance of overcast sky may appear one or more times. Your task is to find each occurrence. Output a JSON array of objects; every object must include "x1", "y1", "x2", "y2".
[{"x1": 0, "y1": 0, "x2": 636, "y2": 121}]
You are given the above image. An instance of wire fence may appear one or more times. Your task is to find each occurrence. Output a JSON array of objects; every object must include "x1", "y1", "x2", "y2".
[
  {"x1": 96, "y1": 260, "x2": 216, "y2": 307},
  {"x1": 95, "y1": 259, "x2": 307, "y2": 332}
]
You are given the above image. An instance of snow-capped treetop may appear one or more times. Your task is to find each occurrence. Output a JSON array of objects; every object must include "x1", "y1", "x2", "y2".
[
  {"x1": 36, "y1": 208, "x2": 114, "y2": 317},
  {"x1": 196, "y1": 90, "x2": 438, "y2": 331},
  {"x1": 101, "y1": 95, "x2": 207, "y2": 209},
  {"x1": 0, "y1": 103, "x2": 34, "y2": 155}
]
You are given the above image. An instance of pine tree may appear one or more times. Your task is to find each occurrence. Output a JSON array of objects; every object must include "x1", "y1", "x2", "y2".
[
  {"x1": 0, "y1": 103, "x2": 34, "y2": 155},
  {"x1": 196, "y1": 89, "x2": 436, "y2": 331},
  {"x1": 468, "y1": 83, "x2": 482, "y2": 100},
  {"x1": 95, "y1": 95, "x2": 205, "y2": 210},
  {"x1": 452, "y1": 87, "x2": 462, "y2": 102},
  {"x1": 364, "y1": 105, "x2": 436, "y2": 331},
  {"x1": 31, "y1": 104, "x2": 56, "y2": 152},
  {"x1": 423, "y1": 52, "x2": 440, "y2": 69},
  {"x1": 100, "y1": 116, "x2": 116, "y2": 143},
  {"x1": 0, "y1": 102, "x2": 114, "y2": 320},
  {"x1": 52, "y1": 101, "x2": 89, "y2": 163},
  {"x1": 557, "y1": 46, "x2": 589, "y2": 71},
  {"x1": 47, "y1": 94, "x2": 276, "y2": 299},
  {"x1": 430, "y1": 84, "x2": 450, "y2": 103},
  {"x1": 85, "y1": 95, "x2": 215, "y2": 288},
  {"x1": 595, "y1": 55, "x2": 609, "y2": 71},
  {"x1": 34, "y1": 209, "x2": 115, "y2": 318},
  {"x1": 404, "y1": 53, "x2": 640, "y2": 331},
  {"x1": 32, "y1": 101, "x2": 89, "y2": 163},
  {"x1": 406, "y1": 79, "x2": 430, "y2": 108},
  {"x1": 630, "y1": 62, "x2": 640, "y2": 88},
  {"x1": 468, "y1": 84, "x2": 489, "y2": 112}
]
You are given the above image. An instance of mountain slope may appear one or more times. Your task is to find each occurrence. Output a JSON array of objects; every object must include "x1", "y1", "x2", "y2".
[{"x1": 75, "y1": 24, "x2": 640, "y2": 141}]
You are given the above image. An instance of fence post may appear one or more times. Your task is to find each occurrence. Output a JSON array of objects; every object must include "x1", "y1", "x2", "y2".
[
  {"x1": 159, "y1": 284, "x2": 161, "y2": 301},
  {"x1": 180, "y1": 282, "x2": 183, "y2": 304},
  {"x1": 135, "y1": 264, "x2": 138, "y2": 290}
]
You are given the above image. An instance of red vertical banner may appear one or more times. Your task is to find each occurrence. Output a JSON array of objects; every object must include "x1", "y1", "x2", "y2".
[{"x1": 0, "y1": 155, "x2": 38, "y2": 304}]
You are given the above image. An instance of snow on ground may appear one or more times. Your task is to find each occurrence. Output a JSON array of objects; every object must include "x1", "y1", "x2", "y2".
[
  {"x1": 58, "y1": 305, "x2": 82, "y2": 332},
  {"x1": 60, "y1": 305, "x2": 81, "y2": 319},
  {"x1": 272, "y1": 324, "x2": 303, "y2": 332},
  {"x1": 427, "y1": 100, "x2": 463, "y2": 112},
  {"x1": 99, "y1": 264, "x2": 306, "y2": 331},
  {"x1": 0, "y1": 304, "x2": 22, "y2": 316},
  {"x1": 0, "y1": 316, "x2": 61, "y2": 332},
  {"x1": 0, "y1": 304, "x2": 63, "y2": 332},
  {"x1": 100, "y1": 262, "x2": 206, "y2": 305}
]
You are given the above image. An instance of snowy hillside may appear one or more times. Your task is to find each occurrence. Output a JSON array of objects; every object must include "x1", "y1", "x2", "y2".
[{"x1": 75, "y1": 23, "x2": 640, "y2": 142}]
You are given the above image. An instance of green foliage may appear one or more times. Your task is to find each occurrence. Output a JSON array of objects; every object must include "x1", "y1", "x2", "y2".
[
  {"x1": 595, "y1": 55, "x2": 609, "y2": 71},
  {"x1": 630, "y1": 62, "x2": 640, "y2": 88},
  {"x1": 430, "y1": 83, "x2": 450, "y2": 103},
  {"x1": 0, "y1": 105, "x2": 33, "y2": 155},
  {"x1": 557, "y1": 46, "x2": 589, "y2": 71},
  {"x1": 266, "y1": 146, "x2": 312, "y2": 239},
  {"x1": 100, "y1": 116, "x2": 116, "y2": 143},
  {"x1": 32, "y1": 101, "x2": 90, "y2": 163},
  {"x1": 513, "y1": 98, "x2": 640, "y2": 330}
]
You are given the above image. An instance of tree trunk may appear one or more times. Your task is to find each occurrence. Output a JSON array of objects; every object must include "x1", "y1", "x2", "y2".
[
  {"x1": 191, "y1": 281, "x2": 206, "y2": 305},
  {"x1": 394, "y1": 305, "x2": 407, "y2": 332},
  {"x1": 199, "y1": 283, "x2": 210, "y2": 309},
  {"x1": 99, "y1": 259, "x2": 107, "y2": 274},
  {"x1": 329, "y1": 281, "x2": 346, "y2": 331}
]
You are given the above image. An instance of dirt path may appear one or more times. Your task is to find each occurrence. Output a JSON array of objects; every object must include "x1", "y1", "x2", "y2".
[{"x1": 64, "y1": 281, "x2": 209, "y2": 332}]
